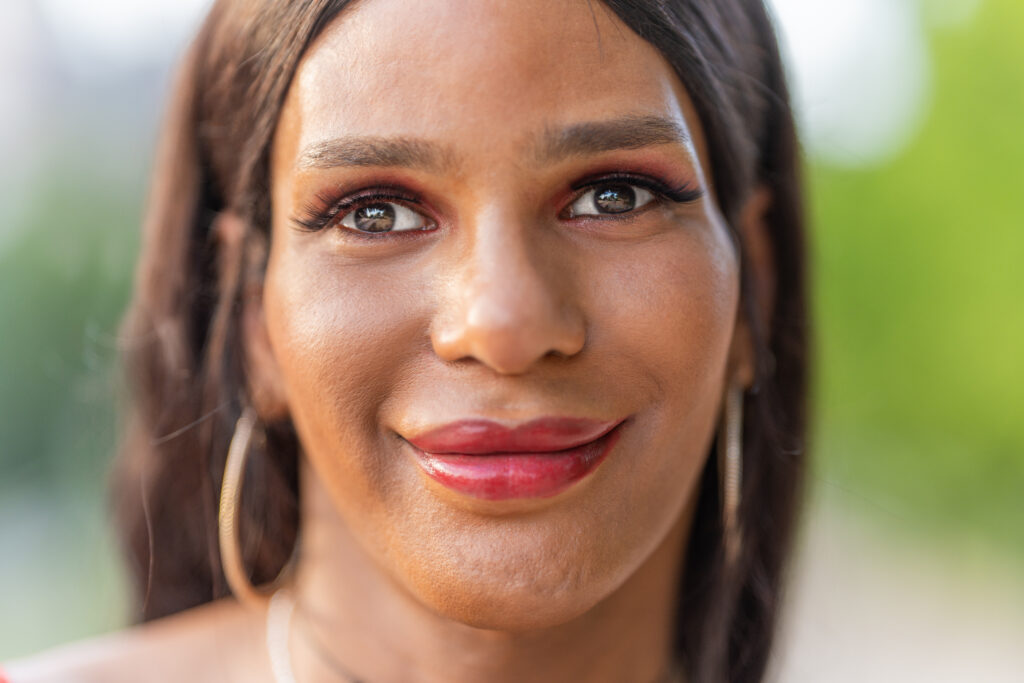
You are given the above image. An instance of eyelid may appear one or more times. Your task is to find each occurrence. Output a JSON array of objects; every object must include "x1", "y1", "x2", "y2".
[
  {"x1": 290, "y1": 172, "x2": 703, "y2": 234},
  {"x1": 340, "y1": 200, "x2": 430, "y2": 233},
  {"x1": 567, "y1": 185, "x2": 655, "y2": 218},
  {"x1": 561, "y1": 172, "x2": 703, "y2": 219},
  {"x1": 291, "y1": 185, "x2": 434, "y2": 234},
  {"x1": 568, "y1": 171, "x2": 702, "y2": 197}
]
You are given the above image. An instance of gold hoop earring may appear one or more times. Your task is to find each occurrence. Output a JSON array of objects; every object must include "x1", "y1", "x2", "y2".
[
  {"x1": 718, "y1": 384, "x2": 744, "y2": 566},
  {"x1": 218, "y1": 407, "x2": 289, "y2": 610}
]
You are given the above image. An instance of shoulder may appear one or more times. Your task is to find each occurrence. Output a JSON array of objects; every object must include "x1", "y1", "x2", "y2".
[{"x1": 3, "y1": 599, "x2": 270, "y2": 683}]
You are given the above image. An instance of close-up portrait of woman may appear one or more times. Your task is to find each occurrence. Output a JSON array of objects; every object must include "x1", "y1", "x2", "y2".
[
  {"x1": 2, "y1": 0, "x2": 1021, "y2": 682},
  {"x1": 7, "y1": 0, "x2": 807, "y2": 680}
]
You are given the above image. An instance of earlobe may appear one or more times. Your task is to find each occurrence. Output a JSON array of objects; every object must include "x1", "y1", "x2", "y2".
[
  {"x1": 739, "y1": 185, "x2": 776, "y2": 338},
  {"x1": 242, "y1": 289, "x2": 291, "y2": 421},
  {"x1": 729, "y1": 185, "x2": 777, "y2": 390},
  {"x1": 214, "y1": 211, "x2": 291, "y2": 422},
  {"x1": 728, "y1": 321, "x2": 757, "y2": 391}
]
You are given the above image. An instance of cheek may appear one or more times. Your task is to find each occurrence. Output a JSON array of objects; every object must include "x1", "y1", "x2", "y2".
[
  {"x1": 262, "y1": 246, "x2": 428, "y2": 497},
  {"x1": 574, "y1": 220, "x2": 738, "y2": 561},
  {"x1": 588, "y1": 222, "x2": 739, "y2": 409},
  {"x1": 581, "y1": 219, "x2": 739, "y2": 512}
]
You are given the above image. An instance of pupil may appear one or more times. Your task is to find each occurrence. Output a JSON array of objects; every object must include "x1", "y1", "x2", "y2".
[
  {"x1": 594, "y1": 185, "x2": 635, "y2": 214},
  {"x1": 355, "y1": 204, "x2": 395, "y2": 232}
]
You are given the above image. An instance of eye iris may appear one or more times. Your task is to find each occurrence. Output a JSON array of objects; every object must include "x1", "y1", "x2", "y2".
[
  {"x1": 594, "y1": 184, "x2": 636, "y2": 214},
  {"x1": 354, "y1": 203, "x2": 395, "y2": 232}
]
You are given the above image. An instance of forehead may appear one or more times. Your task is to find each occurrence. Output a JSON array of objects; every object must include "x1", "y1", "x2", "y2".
[{"x1": 275, "y1": 0, "x2": 700, "y2": 170}]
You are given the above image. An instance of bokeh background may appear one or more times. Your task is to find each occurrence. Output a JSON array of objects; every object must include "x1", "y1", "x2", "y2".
[{"x1": 1, "y1": 0, "x2": 1021, "y2": 679}]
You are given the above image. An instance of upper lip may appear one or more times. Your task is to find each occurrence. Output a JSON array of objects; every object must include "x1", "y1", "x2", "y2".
[{"x1": 404, "y1": 416, "x2": 623, "y2": 454}]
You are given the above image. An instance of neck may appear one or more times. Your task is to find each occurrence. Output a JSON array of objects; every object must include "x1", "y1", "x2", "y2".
[{"x1": 289, "y1": 463, "x2": 692, "y2": 683}]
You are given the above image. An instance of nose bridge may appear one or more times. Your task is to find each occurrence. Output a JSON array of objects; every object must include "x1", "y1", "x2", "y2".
[{"x1": 431, "y1": 206, "x2": 585, "y2": 374}]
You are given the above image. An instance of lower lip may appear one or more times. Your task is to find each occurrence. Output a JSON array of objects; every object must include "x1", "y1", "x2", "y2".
[{"x1": 410, "y1": 424, "x2": 623, "y2": 501}]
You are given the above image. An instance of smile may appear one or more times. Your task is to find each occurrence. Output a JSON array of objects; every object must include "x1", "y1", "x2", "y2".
[{"x1": 404, "y1": 417, "x2": 625, "y2": 500}]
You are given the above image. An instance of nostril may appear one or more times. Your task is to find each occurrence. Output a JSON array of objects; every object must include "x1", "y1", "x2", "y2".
[{"x1": 430, "y1": 302, "x2": 586, "y2": 375}]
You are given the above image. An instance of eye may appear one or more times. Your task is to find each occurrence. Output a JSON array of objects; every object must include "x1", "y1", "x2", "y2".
[
  {"x1": 339, "y1": 201, "x2": 430, "y2": 233},
  {"x1": 566, "y1": 183, "x2": 655, "y2": 218}
]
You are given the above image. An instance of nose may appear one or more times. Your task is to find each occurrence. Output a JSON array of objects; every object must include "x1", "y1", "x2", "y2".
[{"x1": 430, "y1": 210, "x2": 586, "y2": 375}]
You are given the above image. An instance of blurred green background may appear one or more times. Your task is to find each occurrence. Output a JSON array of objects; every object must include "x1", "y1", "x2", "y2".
[
  {"x1": 1, "y1": 0, "x2": 1021, "y2": 667},
  {"x1": 809, "y1": 0, "x2": 1024, "y2": 554}
]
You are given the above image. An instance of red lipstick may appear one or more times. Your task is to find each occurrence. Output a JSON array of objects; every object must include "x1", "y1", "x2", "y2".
[{"x1": 405, "y1": 417, "x2": 624, "y2": 500}]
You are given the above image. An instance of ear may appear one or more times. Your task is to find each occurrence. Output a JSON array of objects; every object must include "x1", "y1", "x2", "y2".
[
  {"x1": 214, "y1": 212, "x2": 291, "y2": 422},
  {"x1": 728, "y1": 185, "x2": 776, "y2": 390}
]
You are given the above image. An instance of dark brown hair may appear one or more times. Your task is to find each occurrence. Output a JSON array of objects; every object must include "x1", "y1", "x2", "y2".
[{"x1": 114, "y1": 1, "x2": 808, "y2": 681}]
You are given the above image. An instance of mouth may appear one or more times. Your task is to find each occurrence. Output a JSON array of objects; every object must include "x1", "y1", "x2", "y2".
[{"x1": 404, "y1": 417, "x2": 626, "y2": 501}]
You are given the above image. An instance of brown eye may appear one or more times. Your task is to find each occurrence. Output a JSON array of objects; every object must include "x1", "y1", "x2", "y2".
[
  {"x1": 568, "y1": 183, "x2": 655, "y2": 217},
  {"x1": 354, "y1": 204, "x2": 395, "y2": 232},
  {"x1": 340, "y1": 201, "x2": 428, "y2": 233},
  {"x1": 595, "y1": 184, "x2": 636, "y2": 213}
]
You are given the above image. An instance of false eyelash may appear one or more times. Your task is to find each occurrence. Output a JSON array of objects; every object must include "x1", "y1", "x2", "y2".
[
  {"x1": 290, "y1": 186, "x2": 420, "y2": 233},
  {"x1": 570, "y1": 172, "x2": 705, "y2": 206},
  {"x1": 290, "y1": 173, "x2": 703, "y2": 234}
]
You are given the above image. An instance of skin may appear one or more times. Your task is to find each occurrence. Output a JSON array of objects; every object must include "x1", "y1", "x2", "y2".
[{"x1": 8, "y1": 1, "x2": 770, "y2": 681}]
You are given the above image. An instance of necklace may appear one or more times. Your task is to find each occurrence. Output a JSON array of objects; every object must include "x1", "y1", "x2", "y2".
[
  {"x1": 267, "y1": 589, "x2": 364, "y2": 683},
  {"x1": 266, "y1": 589, "x2": 685, "y2": 683},
  {"x1": 266, "y1": 589, "x2": 298, "y2": 683}
]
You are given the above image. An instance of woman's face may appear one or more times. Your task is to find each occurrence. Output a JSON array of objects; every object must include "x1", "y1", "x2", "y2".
[{"x1": 265, "y1": 0, "x2": 744, "y2": 628}]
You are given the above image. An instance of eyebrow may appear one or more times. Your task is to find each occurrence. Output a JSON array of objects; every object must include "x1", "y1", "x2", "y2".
[
  {"x1": 296, "y1": 136, "x2": 453, "y2": 172},
  {"x1": 535, "y1": 114, "x2": 690, "y2": 164},
  {"x1": 294, "y1": 114, "x2": 690, "y2": 172}
]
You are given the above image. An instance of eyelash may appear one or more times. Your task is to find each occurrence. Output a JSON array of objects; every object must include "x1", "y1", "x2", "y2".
[
  {"x1": 291, "y1": 186, "x2": 425, "y2": 236},
  {"x1": 289, "y1": 173, "x2": 703, "y2": 237},
  {"x1": 564, "y1": 172, "x2": 704, "y2": 218}
]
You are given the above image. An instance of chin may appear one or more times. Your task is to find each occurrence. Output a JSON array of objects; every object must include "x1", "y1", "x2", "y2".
[
  {"x1": 392, "y1": 519, "x2": 636, "y2": 633},
  {"x1": 419, "y1": 570, "x2": 613, "y2": 632}
]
